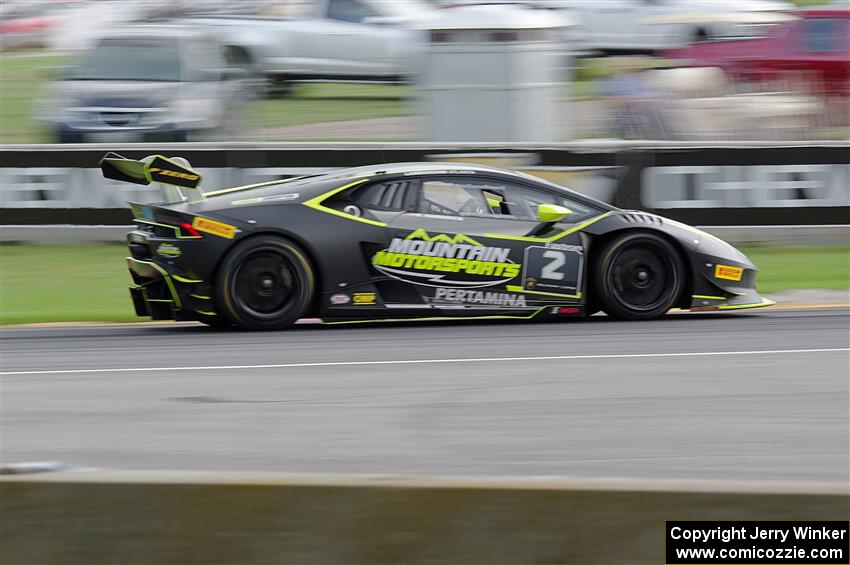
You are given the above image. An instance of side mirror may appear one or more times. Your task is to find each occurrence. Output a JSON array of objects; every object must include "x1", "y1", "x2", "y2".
[
  {"x1": 486, "y1": 195, "x2": 503, "y2": 213},
  {"x1": 537, "y1": 203, "x2": 572, "y2": 224}
]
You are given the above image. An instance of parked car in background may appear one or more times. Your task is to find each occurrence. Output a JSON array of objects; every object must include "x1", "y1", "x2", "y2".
[
  {"x1": 36, "y1": 25, "x2": 247, "y2": 143},
  {"x1": 186, "y1": 0, "x2": 435, "y2": 96},
  {"x1": 665, "y1": 6, "x2": 850, "y2": 96},
  {"x1": 532, "y1": 0, "x2": 794, "y2": 52},
  {"x1": 0, "y1": 0, "x2": 69, "y2": 51}
]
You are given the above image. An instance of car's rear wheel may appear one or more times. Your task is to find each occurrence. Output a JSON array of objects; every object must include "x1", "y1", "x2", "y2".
[
  {"x1": 216, "y1": 236, "x2": 315, "y2": 330},
  {"x1": 593, "y1": 232, "x2": 684, "y2": 320}
]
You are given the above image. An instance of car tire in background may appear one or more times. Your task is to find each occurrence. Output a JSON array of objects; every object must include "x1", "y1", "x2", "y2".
[
  {"x1": 57, "y1": 131, "x2": 84, "y2": 143},
  {"x1": 224, "y1": 45, "x2": 268, "y2": 100},
  {"x1": 694, "y1": 27, "x2": 709, "y2": 43},
  {"x1": 142, "y1": 131, "x2": 189, "y2": 142},
  {"x1": 592, "y1": 232, "x2": 685, "y2": 320},
  {"x1": 268, "y1": 74, "x2": 297, "y2": 98},
  {"x1": 216, "y1": 235, "x2": 315, "y2": 330}
]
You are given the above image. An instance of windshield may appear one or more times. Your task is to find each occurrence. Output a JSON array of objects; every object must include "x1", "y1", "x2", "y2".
[
  {"x1": 800, "y1": 17, "x2": 850, "y2": 53},
  {"x1": 375, "y1": 0, "x2": 433, "y2": 19},
  {"x1": 72, "y1": 38, "x2": 182, "y2": 81}
]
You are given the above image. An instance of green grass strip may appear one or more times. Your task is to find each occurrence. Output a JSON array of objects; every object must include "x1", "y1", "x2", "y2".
[
  {"x1": 1, "y1": 244, "x2": 135, "y2": 324},
  {"x1": 739, "y1": 246, "x2": 850, "y2": 294},
  {"x1": 0, "y1": 244, "x2": 847, "y2": 324}
]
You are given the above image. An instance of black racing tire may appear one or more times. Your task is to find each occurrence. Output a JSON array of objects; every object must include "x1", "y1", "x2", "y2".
[
  {"x1": 592, "y1": 232, "x2": 685, "y2": 320},
  {"x1": 268, "y1": 75, "x2": 297, "y2": 98},
  {"x1": 215, "y1": 236, "x2": 315, "y2": 330}
]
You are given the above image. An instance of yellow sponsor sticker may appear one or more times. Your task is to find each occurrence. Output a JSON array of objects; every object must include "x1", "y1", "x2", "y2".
[
  {"x1": 156, "y1": 243, "x2": 182, "y2": 257},
  {"x1": 192, "y1": 217, "x2": 237, "y2": 239},
  {"x1": 352, "y1": 292, "x2": 376, "y2": 305},
  {"x1": 715, "y1": 264, "x2": 743, "y2": 281},
  {"x1": 148, "y1": 168, "x2": 200, "y2": 182}
]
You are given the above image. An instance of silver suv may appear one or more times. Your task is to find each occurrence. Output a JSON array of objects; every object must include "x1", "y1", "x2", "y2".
[{"x1": 39, "y1": 25, "x2": 247, "y2": 143}]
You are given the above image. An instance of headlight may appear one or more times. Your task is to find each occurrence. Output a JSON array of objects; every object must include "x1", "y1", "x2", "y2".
[
  {"x1": 169, "y1": 98, "x2": 219, "y2": 126},
  {"x1": 33, "y1": 91, "x2": 78, "y2": 123},
  {"x1": 55, "y1": 104, "x2": 76, "y2": 123}
]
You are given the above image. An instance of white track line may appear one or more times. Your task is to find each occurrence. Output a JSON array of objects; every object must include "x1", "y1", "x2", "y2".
[{"x1": 1, "y1": 348, "x2": 847, "y2": 377}]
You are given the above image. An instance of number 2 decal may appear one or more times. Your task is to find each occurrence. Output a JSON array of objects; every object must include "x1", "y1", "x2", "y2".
[
  {"x1": 540, "y1": 250, "x2": 566, "y2": 281},
  {"x1": 521, "y1": 245, "x2": 583, "y2": 294}
]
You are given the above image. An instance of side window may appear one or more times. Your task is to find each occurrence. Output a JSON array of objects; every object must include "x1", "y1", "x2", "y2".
[
  {"x1": 185, "y1": 38, "x2": 225, "y2": 80},
  {"x1": 799, "y1": 18, "x2": 847, "y2": 53},
  {"x1": 418, "y1": 177, "x2": 602, "y2": 222},
  {"x1": 327, "y1": 0, "x2": 377, "y2": 23},
  {"x1": 419, "y1": 180, "x2": 490, "y2": 217},
  {"x1": 498, "y1": 183, "x2": 557, "y2": 220},
  {"x1": 501, "y1": 181, "x2": 604, "y2": 222}
]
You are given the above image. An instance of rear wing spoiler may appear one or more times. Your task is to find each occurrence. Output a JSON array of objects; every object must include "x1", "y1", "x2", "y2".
[{"x1": 99, "y1": 152, "x2": 204, "y2": 203}]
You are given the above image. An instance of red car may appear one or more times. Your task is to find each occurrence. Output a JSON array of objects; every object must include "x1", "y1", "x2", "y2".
[{"x1": 665, "y1": 7, "x2": 850, "y2": 95}]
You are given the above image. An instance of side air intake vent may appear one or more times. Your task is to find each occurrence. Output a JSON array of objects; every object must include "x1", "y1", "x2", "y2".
[{"x1": 621, "y1": 213, "x2": 664, "y2": 226}]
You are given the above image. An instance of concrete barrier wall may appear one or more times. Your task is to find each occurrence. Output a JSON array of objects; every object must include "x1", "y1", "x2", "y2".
[{"x1": 1, "y1": 472, "x2": 847, "y2": 565}]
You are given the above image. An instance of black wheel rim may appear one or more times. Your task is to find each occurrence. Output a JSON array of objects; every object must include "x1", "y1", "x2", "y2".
[
  {"x1": 607, "y1": 241, "x2": 677, "y2": 312},
  {"x1": 232, "y1": 249, "x2": 300, "y2": 320}
]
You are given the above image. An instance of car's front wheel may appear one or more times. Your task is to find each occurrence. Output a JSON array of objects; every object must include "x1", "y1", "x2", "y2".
[
  {"x1": 216, "y1": 236, "x2": 315, "y2": 330},
  {"x1": 593, "y1": 232, "x2": 684, "y2": 320}
]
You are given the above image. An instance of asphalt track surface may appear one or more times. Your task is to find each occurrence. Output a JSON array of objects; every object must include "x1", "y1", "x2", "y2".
[{"x1": 2, "y1": 308, "x2": 848, "y2": 482}]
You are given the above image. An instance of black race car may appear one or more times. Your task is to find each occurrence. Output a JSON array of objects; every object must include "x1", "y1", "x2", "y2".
[{"x1": 101, "y1": 153, "x2": 774, "y2": 330}]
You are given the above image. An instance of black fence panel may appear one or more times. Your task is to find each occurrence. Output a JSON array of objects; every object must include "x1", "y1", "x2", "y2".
[{"x1": 1, "y1": 142, "x2": 847, "y2": 225}]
